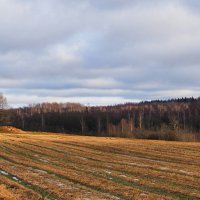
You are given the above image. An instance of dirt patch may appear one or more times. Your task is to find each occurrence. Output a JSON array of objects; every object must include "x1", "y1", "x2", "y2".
[{"x1": 0, "y1": 126, "x2": 24, "y2": 134}]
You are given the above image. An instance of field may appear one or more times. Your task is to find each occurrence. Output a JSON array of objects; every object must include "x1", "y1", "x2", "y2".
[{"x1": 0, "y1": 129, "x2": 200, "y2": 200}]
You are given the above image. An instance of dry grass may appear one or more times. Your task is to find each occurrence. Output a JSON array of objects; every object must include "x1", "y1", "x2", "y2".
[
  {"x1": 0, "y1": 129, "x2": 200, "y2": 200},
  {"x1": 0, "y1": 126, "x2": 25, "y2": 134}
]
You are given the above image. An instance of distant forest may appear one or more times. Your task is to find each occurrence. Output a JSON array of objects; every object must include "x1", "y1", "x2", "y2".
[{"x1": 3, "y1": 96, "x2": 199, "y2": 141}]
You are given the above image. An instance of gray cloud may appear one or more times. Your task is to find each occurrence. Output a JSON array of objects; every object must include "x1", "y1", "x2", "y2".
[{"x1": 1, "y1": 0, "x2": 200, "y2": 106}]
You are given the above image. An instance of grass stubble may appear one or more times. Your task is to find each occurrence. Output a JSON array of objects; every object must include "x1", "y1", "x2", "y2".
[{"x1": 0, "y1": 129, "x2": 200, "y2": 200}]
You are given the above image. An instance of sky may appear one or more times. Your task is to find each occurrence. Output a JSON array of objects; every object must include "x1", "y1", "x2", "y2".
[{"x1": 1, "y1": 0, "x2": 200, "y2": 107}]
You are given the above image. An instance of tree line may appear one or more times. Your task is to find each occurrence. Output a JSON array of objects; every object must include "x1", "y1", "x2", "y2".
[{"x1": 1, "y1": 96, "x2": 198, "y2": 141}]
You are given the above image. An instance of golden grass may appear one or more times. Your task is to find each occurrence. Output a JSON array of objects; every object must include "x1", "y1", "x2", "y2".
[
  {"x1": 0, "y1": 185, "x2": 18, "y2": 200},
  {"x1": 0, "y1": 130, "x2": 200, "y2": 200}
]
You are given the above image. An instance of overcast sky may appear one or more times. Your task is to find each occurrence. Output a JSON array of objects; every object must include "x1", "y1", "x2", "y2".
[{"x1": 1, "y1": 0, "x2": 200, "y2": 107}]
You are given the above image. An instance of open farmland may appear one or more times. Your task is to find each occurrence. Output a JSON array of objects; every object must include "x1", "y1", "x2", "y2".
[{"x1": 0, "y1": 130, "x2": 200, "y2": 200}]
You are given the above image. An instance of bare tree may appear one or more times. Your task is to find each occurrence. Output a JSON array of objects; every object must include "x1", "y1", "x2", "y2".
[
  {"x1": 80, "y1": 115, "x2": 86, "y2": 135},
  {"x1": 41, "y1": 113, "x2": 45, "y2": 131},
  {"x1": 138, "y1": 109, "x2": 144, "y2": 129},
  {"x1": 0, "y1": 93, "x2": 9, "y2": 125},
  {"x1": 97, "y1": 115, "x2": 101, "y2": 135}
]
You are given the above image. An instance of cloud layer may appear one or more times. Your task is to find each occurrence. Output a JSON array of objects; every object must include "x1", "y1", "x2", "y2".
[{"x1": 1, "y1": 0, "x2": 200, "y2": 106}]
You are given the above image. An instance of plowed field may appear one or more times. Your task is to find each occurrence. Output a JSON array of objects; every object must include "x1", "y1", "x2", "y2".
[{"x1": 0, "y1": 131, "x2": 200, "y2": 200}]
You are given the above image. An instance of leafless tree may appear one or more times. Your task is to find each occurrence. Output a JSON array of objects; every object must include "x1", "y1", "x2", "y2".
[{"x1": 0, "y1": 93, "x2": 9, "y2": 125}]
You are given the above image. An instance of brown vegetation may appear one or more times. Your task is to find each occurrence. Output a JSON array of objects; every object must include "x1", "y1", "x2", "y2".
[{"x1": 0, "y1": 130, "x2": 200, "y2": 199}]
